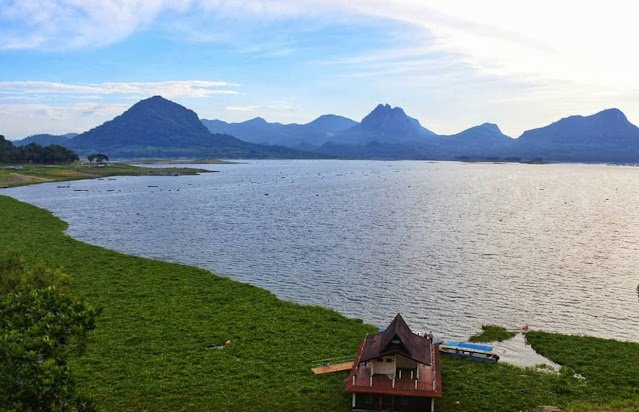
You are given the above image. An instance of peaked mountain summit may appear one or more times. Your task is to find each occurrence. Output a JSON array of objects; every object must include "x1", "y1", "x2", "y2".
[
  {"x1": 74, "y1": 96, "x2": 217, "y2": 149},
  {"x1": 334, "y1": 104, "x2": 436, "y2": 146},
  {"x1": 360, "y1": 104, "x2": 434, "y2": 135}
]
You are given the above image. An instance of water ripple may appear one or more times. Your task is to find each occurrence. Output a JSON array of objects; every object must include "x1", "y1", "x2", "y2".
[{"x1": 5, "y1": 160, "x2": 639, "y2": 342}]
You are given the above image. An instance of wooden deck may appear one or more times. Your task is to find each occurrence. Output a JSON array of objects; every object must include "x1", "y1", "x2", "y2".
[{"x1": 311, "y1": 361, "x2": 354, "y2": 375}]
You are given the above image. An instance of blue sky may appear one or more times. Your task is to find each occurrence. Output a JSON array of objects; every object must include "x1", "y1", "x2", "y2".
[{"x1": 2, "y1": 1, "x2": 639, "y2": 139}]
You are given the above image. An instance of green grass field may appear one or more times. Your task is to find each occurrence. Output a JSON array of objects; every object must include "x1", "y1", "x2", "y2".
[
  {"x1": 1, "y1": 194, "x2": 637, "y2": 411},
  {"x1": 0, "y1": 163, "x2": 207, "y2": 187}
]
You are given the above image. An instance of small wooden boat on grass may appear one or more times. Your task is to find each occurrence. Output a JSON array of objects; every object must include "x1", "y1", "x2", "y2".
[{"x1": 439, "y1": 340, "x2": 500, "y2": 363}]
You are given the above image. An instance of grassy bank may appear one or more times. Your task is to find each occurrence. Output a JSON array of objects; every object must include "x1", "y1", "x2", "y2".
[
  {"x1": 1, "y1": 194, "x2": 637, "y2": 411},
  {"x1": 0, "y1": 163, "x2": 208, "y2": 188},
  {"x1": 468, "y1": 324, "x2": 517, "y2": 342}
]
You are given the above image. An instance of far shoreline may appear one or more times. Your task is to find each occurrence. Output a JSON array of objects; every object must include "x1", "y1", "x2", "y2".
[{"x1": 128, "y1": 158, "x2": 239, "y2": 165}]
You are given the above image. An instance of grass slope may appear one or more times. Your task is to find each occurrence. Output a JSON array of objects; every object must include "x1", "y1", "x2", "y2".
[
  {"x1": 527, "y1": 331, "x2": 639, "y2": 411},
  {"x1": 0, "y1": 195, "x2": 375, "y2": 411},
  {"x1": 1, "y1": 194, "x2": 638, "y2": 411},
  {"x1": 0, "y1": 163, "x2": 207, "y2": 188}
]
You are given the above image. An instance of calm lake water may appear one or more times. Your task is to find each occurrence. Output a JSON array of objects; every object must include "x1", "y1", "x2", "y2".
[{"x1": 6, "y1": 160, "x2": 639, "y2": 341}]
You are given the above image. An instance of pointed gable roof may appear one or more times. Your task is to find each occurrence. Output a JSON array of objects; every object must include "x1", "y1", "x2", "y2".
[{"x1": 359, "y1": 314, "x2": 432, "y2": 365}]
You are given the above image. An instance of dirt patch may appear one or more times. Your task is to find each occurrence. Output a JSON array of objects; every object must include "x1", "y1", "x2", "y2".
[{"x1": 0, "y1": 173, "x2": 52, "y2": 187}]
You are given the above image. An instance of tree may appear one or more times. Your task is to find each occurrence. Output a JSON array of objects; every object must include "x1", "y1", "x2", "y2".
[
  {"x1": 95, "y1": 154, "x2": 109, "y2": 164},
  {"x1": 0, "y1": 136, "x2": 78, "y2": 165},
  {"x1": 87, "y1": 153, "x2": 108, "y2": 166},
  {"x1": 0, "y1": 252, "x2": 100, "y2": 411}
]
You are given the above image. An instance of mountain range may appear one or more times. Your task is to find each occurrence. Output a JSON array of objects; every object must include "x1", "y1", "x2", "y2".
[
  {"x1": 19, "y1": 97, "x2": 318, "y2": 159},
  {"x1": 203, "y1": 104, "x2": 639, "y2": 161},
  {"x1": 14, "y1": 133, "x2": 78, "y2": 147},
  {"x1": 13, "y1": 97, "x2": 639, "y2": 162}
]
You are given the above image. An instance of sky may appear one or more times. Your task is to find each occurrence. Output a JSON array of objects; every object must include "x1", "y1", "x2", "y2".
[{"x1": 1, "y1": 0, "x2": 639, "y2": 140}]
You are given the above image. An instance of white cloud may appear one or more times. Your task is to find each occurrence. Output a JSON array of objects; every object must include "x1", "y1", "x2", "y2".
[
  {"x1": 0, "y1": 102, "x2": 129, "y2": 139},
  {"x1": 4, "y1": 1, "x2": 639, "y2": 135},
  {"x1": 0, "y1": 80, "x2": 238, "y2": 99},
  {"x1": 4, "y1": 1, "x2": 639, "y2": 90},
  {"x1": 0, "y1": 0, "x2": 187, "y2": 50}
]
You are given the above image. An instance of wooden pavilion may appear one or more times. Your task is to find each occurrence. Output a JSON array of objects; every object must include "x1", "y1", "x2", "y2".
[{"x1": 345, "y1": 314, "x2": 442, "y2": 412}]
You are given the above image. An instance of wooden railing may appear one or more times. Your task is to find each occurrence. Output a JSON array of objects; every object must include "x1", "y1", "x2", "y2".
[{"x1": 352, "y1": 372, "x2": 434, "y2": 392}]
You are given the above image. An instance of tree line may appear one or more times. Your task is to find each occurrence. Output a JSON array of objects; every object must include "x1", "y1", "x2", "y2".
[{"x1": 0, "y1": 135, "x2": 79, "y2": 164}]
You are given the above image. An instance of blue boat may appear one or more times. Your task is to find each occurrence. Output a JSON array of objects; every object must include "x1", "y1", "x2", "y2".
[{"x1": 439, "y1": 340, "x2": 500, "y2": 363}]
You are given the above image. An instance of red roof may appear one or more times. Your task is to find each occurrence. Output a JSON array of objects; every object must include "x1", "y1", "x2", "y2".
[
  {"x1": 345, "y1": 314, "x2": 443, "y2": 398},
  {"x1": 360, "y1": 314, "x2": 431, "y2": 365}
]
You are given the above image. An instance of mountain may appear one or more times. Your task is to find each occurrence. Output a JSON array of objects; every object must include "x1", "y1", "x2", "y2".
[
  {"x1": 12, "y1": 101, "x2": 639, "y2": 162},
  {"x1": 440, "y1": 123, "x2": 513, "y2": 156},
  {"x1": 306, "y1": 114, "x2": 357, "y2": 132},
  {"x1": 201, "y1": 114, "x2": 357, "y2": 148},
  {"x1": 332, "y1": 104, "x2": 436, "y2": 147},
  {"x1": 68, "y1": 96, "x2": 320, "y2": 159},
  {"x1": 14, "y1": 133, "x2": 77, "y2": 147},
  {"x1": 513, "y1": 108, "x2": 639, "y2": 161}
]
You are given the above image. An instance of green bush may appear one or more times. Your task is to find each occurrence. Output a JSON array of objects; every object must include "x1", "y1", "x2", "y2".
[{"x1": 0, "y1": 252, "x2": 100, "y2": 411}]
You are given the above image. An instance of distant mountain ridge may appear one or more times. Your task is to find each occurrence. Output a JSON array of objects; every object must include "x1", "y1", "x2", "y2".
[
  {"x1": 512, "y1": 108, "x2": 639, "y2": 161},
  {"x1": 13, "y1": 97, "x2": 639, "y2": 162},
  {"x1": 45, "y1": 96, "x2": 320, "y2": 159},
  {"x1": 14, "y1": 133, "x2": 78, "y2": 147},
  {"x1": 205, "y1": 103, "x2": 510, "y2": 159},
  {"x1": 204, "y1": 104, "x2": 639, "y2": 162},
  {"x1": 201, "y1": 113, "x2": 357, "y2": 148}
]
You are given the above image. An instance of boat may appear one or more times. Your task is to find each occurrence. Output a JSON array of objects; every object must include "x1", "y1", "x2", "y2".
[{"x1": 439, "y1": 340, "x2": 500, "y2": 363}]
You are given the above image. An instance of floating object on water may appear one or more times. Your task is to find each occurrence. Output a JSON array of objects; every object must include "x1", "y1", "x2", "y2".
[{"x1": 439, "y1": 340, "x2": 500, "y2": 363}]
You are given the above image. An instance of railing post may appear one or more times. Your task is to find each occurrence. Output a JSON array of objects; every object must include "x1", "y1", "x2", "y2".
[
  {"x1": 369, "y1": 376, "x2": 373, "y2": 387},
  {"x1": 392, "y1": 378, "x2": 395, "y2": 389},
  {"x1": 352, "y1": 375, "x2": 355, "y2": 385},
  {"x1": 415, "y1": 379, "x2": 418, "y2": 390}
]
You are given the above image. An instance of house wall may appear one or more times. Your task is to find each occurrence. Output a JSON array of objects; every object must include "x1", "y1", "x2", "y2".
[
  {"x1": 395, "y1": 355, "x2": 418, "y2": 369},
  {"x1": 353, "y1": 394, "x2": 431, "y2": 412},
  {"x1": 371, "y1": 356, "x2": 395, "y2": 376}
]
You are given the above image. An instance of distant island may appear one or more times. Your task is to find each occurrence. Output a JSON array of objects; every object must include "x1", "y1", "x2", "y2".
[{"x1": 11, "y1": 96, "x2": 639, "y2": 163}]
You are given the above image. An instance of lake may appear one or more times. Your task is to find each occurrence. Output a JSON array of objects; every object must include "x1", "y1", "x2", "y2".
[{"x1": 6, "y1": 160, "x2": 639, "y2": 341}]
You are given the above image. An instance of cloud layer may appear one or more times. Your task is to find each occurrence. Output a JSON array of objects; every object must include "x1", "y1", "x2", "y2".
[
  {"x1": 0, "y1": 80, "x2": 238, "y2": 99},
  {"x1": 2, "y1": 1, "x2": 639, "y2": 137},
  {"x1": 3, "y1": 0, "x2": 638, "y2": 88}
]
